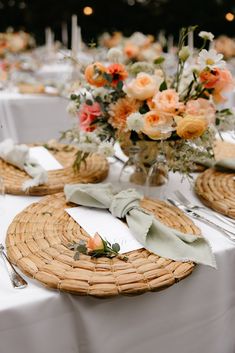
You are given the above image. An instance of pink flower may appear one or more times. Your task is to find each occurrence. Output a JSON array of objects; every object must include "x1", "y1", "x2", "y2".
[
  {"x1": 152, "y1": 89, "x2": 184, "y2": 114},
  {"x1": 185, "y1": 98, "x2": 216, "y2": 125},
  {"x1": 78, "y1": 102, "x2": 102, "y2": 131}
]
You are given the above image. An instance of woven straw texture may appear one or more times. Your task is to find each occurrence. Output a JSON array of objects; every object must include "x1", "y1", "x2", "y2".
[
  {"x1": 6, "y1": 193, "x2": 199, "y2": 297},
  {"x1": 195, "y1": 169, "x2": 235, "y2": 219},
  {"x1": 0, "y1": 144, "x2": 108, "y2": 196}
]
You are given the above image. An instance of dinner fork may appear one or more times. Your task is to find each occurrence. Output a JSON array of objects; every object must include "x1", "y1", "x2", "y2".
[
  {"x1": 0, "y1": 244, "x2": 28, "y2": 289},
  {"x1": 174, "y1": 190, "x2": 235, "y2": 228}
]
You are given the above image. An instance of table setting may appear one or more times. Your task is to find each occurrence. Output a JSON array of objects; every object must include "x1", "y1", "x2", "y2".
[{"x1": 1, "y1": 13, "x2": 235, "y2": 353}]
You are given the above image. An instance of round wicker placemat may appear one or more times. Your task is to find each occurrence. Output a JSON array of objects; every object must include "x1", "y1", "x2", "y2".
[
  {"x1": 6, "y1": 193, "x2": 199, "y2": 297},
  {"x1": 195, "y1": 169, "x2": 235, "y2": 219},
  {"x1": 0, "y1": 144, "x2": 108, "y2": 196}
]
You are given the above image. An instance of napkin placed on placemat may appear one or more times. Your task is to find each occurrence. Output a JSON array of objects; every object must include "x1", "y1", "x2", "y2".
[
  {"x1": 0, "y1": 139, "x2": 48, "y2": 191},
  {"x1": 198, "y1": 158, "x2": 235, "y2": 173},
  {"x1": 64, "y1": 183, "x2": 216, "y2": 268}
]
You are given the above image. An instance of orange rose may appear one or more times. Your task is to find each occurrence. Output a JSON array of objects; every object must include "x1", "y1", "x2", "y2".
[
  {"x1": 199, "y1": 68, "x2": 220, "y2": 89},
  {"x1": 107, "y1": 63, "x2": 128, "y2": 86},
  {"x1": 87, "y1": 233, "x2": 104, "y2": 252},
  {"x1": 176, "y1": 115, "x2": 208, "y2": 139},
  {"x1": 212, "y1": 69, "x2": 234, "y2": 103},
  {"x1": 142, "y1": 111, "x2": 173, "y2": 140},
  {"x1": 84, "y1": 62, "x2": 107, "y2": 87}
]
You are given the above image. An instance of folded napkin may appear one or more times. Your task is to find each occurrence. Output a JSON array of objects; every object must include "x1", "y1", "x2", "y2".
[
  {"x1": 0, "y1": 139, "x2": 48, "y2": 191},
  {"x1": 64, "y1": 183, "x2": 216, "y2": 268},
  {"x1": 199, "y1": 158, "x2": 235, "y2": 172}
]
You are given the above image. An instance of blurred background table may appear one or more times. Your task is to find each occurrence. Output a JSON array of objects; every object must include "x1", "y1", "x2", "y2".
[{"x1": 0, "y1": 92, "x2": 73, "y2": 143}]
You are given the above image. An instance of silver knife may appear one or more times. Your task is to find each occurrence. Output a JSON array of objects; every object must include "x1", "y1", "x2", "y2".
[
  {"x1": 0, "y1": 244, "x2": 28, "y2": 289},
  {"x1": 167, "y1": 198, "x2": 235, "y2": 243}
]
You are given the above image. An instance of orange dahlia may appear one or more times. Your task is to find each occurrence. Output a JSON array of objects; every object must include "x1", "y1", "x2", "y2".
[
  {"x1": 109, "y1": 97, "x2": 141, "y2": 135},
  {"x1": 107, "y1": 63, "x2": 128, "y2": 87}
]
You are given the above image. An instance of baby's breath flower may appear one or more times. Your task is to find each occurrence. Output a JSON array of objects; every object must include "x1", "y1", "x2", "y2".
[
  {"x1": 98, "y1": 141, "x2": 114, "y2": 157},
  {"x1": 126, "y1": 112, "x2": 144, "y2": 132},
  {"x1": 66, "y1": 101, "x2": 79, "y2": 116}
]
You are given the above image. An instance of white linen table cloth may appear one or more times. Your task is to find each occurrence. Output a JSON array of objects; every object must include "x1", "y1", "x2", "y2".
[
  {"x1": 1, "y1": 162, "x2": 235, "y2": 353},
  {"x1": 0, "y1": 92, "x2": 73, "y2": 143}
]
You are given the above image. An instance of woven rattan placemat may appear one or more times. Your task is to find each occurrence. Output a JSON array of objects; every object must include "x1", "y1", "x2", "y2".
[
  {"x1": 195, "y1": 169, "x2": 235, "y2": 218},
  {"x1": 6, "y1": 193, "x2": 199, "y2": 297},
  {"x1": 0, "y1": 144, "x2": 108, "y2": 196}
]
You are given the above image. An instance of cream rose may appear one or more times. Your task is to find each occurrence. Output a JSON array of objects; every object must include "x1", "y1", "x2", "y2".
[
  {"x1": 124, "y1": 73, "x2": 158, "y2": 100},
  {"x1": 176, "y1": 115, "x2": 208, "y2": 139},
  {"x1": 142, "y1": 110, "x2": 173, "y2": 140}
]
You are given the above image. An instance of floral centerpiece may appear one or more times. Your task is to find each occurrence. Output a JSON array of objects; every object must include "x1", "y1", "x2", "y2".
[
  {"x1": 65, "y1": 27, "x2": 235, "y2": 175},
  {"x1": 98, "y1": 31, "x2": 163, "y2": 63},
  {"x1": 0, "y1": 31, "x2": 35, "y2": 57}
]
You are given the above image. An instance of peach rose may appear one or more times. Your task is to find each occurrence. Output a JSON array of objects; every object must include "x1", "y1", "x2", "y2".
[
  {"x1": 142, "y1": 111, "x2": 173, "y2": 140},
  {"x1": 152, "y1": 89, "x2": 184, "y2": 114},
  {"x1": 124, "y1": 43, "x2": 140, "y2": 59},
  {"x1": 79, "y1": 102, "x2": 102, "y2": 131},
  {"x1": 84, "y1": 62, "x2": 107, "y2": 87},
  {"x1": 124, "y1": 73, "x2": 157, "y2": 100},
  {"x1": 87, "y1": 233, "x2": 104, "y2": 252},
  {"x1": 176, "y1": 115, "x2": 208, "y2": 139},
  {"x1": 185, "y1": 98, "x2": 216, "y2": 125}
]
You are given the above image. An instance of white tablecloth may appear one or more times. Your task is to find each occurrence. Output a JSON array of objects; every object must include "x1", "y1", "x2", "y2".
[
  {"x1": 0, "y1": 92, "x2": 73, "y2": 143},
  {"x1": 1, "y1": 162, "x2": 235, "y2": 353}
]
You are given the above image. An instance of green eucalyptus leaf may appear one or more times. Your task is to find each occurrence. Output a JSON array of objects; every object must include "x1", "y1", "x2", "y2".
[
  {"x1": 74, "y1": 252, "x2": 80, "y2": 260},
  {"x1": 159, "y1": 81, "x2": 167, "y2": 91},
  {"x1": 112, "y1": 243, "x2": 120, "y2": 253},
  {"x1": 154, "y1": 56, "x2": 165, "y2": 65}
]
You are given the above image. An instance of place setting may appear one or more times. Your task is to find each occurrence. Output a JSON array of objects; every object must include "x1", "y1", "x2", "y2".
[{"x1": 1, "y1": 3, "x2": 235, "y2": 353}]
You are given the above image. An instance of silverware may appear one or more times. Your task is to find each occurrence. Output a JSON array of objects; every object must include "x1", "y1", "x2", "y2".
[
  {"x1": 113, "y1": 154, "x2": 125, "y2": 164},
  {"x1": 0, "y1": 244, "x2": 28, "y2": 289},
  {"x1": 174, "y1": 190, "x2": 235, "y2": 228},
  {"x1": 167, "y1": 198, "x2": 235, "y2": 243}
]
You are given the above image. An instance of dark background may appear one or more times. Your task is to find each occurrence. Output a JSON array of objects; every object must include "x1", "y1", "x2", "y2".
[{"x1": 0, "y1": 0, "x2": 234, "y2": 45}]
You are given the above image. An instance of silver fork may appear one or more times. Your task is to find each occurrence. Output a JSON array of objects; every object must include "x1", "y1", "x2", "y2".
[
  {"x1": 0, "y1": 244, "x2": 28, "y2": 289},
  {"x1": 174, "y1": 190, "x2": 235, "y2": 228}
]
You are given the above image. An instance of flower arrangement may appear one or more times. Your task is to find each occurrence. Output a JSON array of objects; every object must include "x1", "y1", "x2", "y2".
[
  {"x1": 0, "y1": 31, "x2": 35, "y2": 57},
  {"x1": 99, "y1": 31, "x2": 163, "y2": 63},
  {"x1": 65, "y1": 27, "x2": 235, "y2": 174},
  {"x1": 214, "y1": 35, "x2": 235, "y2": 60}
]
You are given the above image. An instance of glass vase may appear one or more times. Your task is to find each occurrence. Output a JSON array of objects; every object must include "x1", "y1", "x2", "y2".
[{"x1": 119, "y1": 145, "x2": 147, "y2": 192}]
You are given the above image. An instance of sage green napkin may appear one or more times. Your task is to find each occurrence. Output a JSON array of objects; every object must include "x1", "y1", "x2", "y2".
[
  {"x1": 64, "y1": 184, "x2": 216, "y2": 267},
  {"x1": 199, "y1": 158, "x2": 235, "y2": 172},
  {"x1": 0, "y1": 139, "x2": 48, "y2": 191}
]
